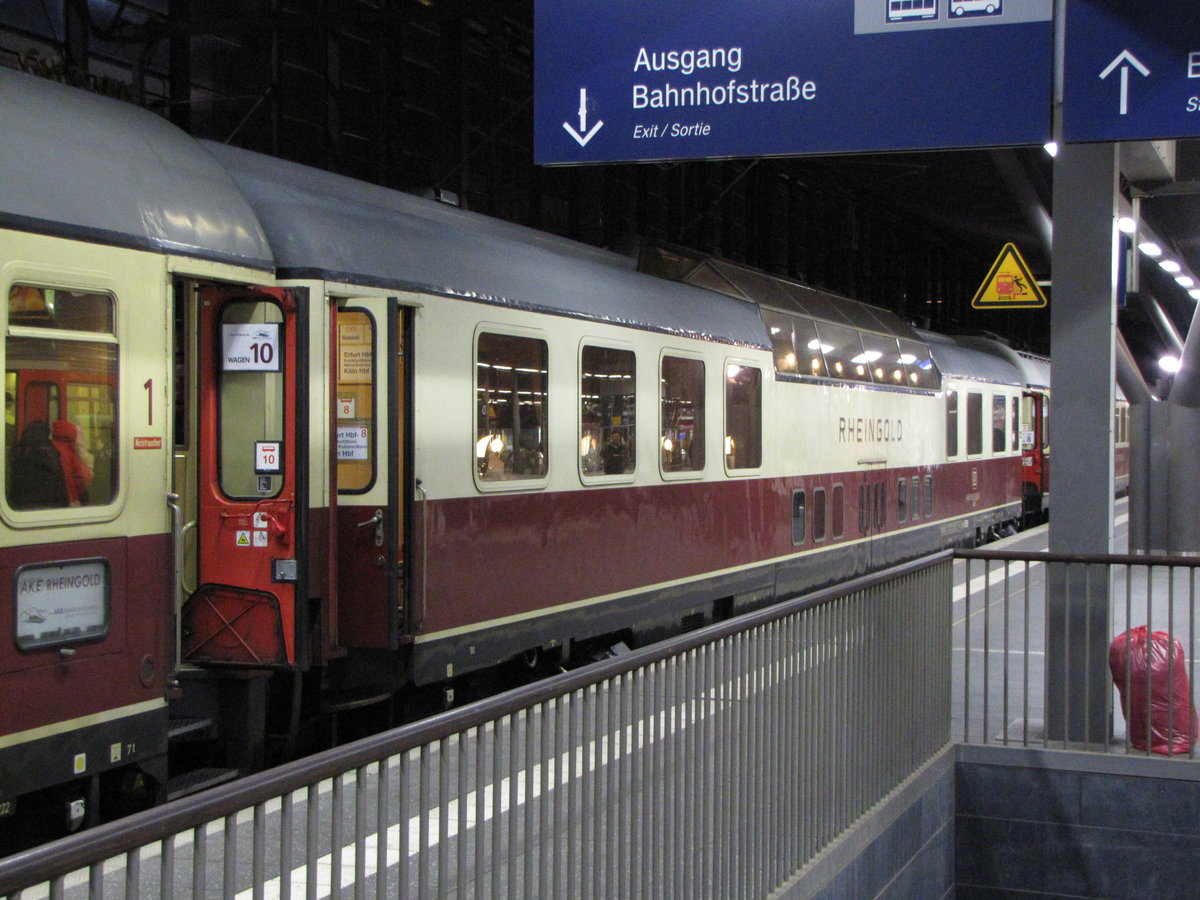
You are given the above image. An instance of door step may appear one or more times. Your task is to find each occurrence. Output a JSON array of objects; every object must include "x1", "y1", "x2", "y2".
[
  {"x1": 168, "y1": 716, "x2": 214, "y2": 741},
  {"x1": 165, "y1": 767, "x2": 240, "y2": 802}
]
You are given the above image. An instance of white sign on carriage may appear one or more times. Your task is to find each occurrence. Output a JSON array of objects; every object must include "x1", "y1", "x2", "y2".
[
  {"x1": 222, "y1": 323, "x2": 281, "y2": 371},
  {"x1": 16, "y1": 560, "x2": 108, "y2": 649}
]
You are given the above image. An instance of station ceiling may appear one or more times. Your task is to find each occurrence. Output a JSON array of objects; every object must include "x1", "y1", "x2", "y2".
[
  {"x1": 805, "y1": 139, "x2": 1200, "y2": 388},
  {"x1": 2, "y1": 2, "x2": 1198, "y2": 387}
]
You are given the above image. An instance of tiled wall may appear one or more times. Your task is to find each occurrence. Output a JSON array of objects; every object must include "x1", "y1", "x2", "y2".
[
  {"x1": 779, "y1": 749, "x2": 956, "y2": 900},
  {"x1": 957, "y1": 749, "x2": 1200, "y2": 899},
  {"x1": 809, "y1": 774, "x2": 955, "y2": 900},
  {"x1": 773, "y1": 745, "x2": 1200, "y2": 899}
]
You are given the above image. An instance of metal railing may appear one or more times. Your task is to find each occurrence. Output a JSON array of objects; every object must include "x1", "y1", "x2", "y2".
[
  {"x1": 0, "y1": 553, "x2": 952, "y2": 900},
  {"x1": 955, "y1": 549, "x2": 1200, "y2": 758}
]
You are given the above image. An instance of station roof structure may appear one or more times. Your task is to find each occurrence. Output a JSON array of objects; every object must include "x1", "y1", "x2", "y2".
[{"x1": 1, "y1": 4, "x2": 1199, "y2": 383}]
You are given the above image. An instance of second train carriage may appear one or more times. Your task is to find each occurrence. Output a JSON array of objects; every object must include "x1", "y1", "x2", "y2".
[
  {"x1": 197, "y1": 141, "x2": 1026, "y2": 698},
  {"x1": 972, "y1": 344, "x2": 1129, "y2": 526},
  {"x1": 0, "y1": 68, "x2": 1031, "y2": 838}
]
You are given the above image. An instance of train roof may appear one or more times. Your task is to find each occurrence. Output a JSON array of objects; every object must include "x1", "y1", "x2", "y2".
[
  {"x1": 0, "y1": 69, "x2": 273, "y2": 270},
  {"x1": 202, "y1": 141, "x2": 771, "y2": 350},
  {"x1": 638, "y1": 242, "x2": 926, "y2": 342},
  {"x1": 1013, "y1": 351, "x2": 1051, "y2": 390},
  {"x1": 922, "y1": 332, "x2": 1024, "y2": 385}
]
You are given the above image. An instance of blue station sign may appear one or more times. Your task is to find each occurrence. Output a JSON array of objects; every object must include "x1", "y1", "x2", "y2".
[
  {"x1": 1063, "y1": 1, "x2": 1200, "y2": 143},
  {"x1": 534, "y1": 0, "x2": 1054, "y2": 165}
]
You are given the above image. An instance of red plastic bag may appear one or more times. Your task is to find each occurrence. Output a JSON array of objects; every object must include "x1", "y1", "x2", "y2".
[{"x1": 1109, "y1": 626, "x2": 1198, "y2": 755}]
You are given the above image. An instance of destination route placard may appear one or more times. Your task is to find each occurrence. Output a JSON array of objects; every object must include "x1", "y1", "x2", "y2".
[
  {"x1": 534, "y1": 0, "x2": 1054, "y2": 165},
  {"x1": 1063, "y1": 1, "x2": 1200, "y2": 143}
]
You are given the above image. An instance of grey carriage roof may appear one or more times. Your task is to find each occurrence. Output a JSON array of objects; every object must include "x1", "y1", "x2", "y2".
[
  {"x1": 922, "y1": 332, "x2": 1024, "y2": 385},
  {"x1": 201, "y1": 141, "x2": 771, "y2": 350},
  {"x1": 0, "y1": 69, "x2": 273, "y2": 270},
  {"x1": 638, "y1": 242, "x2": 928, "y2": 344},
  {"x1": 1013, "y1": 350, "x2": 1051, "y2": 390}
]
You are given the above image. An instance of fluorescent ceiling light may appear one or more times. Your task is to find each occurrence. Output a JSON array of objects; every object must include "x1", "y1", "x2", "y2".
[
  {"x1": 1160, "y1": 259, "x2": 1182, "y2": 273},
  {"x1": 1117, "y1": 216, "x2": 1137, "y2": 234},
  {"x1": 1139, "y1": 241, "x2": 1163, "y2": 257}
]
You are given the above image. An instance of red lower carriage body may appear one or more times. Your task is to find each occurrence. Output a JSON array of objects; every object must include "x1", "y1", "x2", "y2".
[{"x1": 0, "y1": 535, "x2": 171, "y2": 833}]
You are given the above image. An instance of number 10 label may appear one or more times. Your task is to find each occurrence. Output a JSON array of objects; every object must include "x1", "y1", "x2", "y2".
[
  {"x1": 255, "y1": 441, "x2": 282, "y2": 474},
  {"x1": 223, "y1": 323, "x2": 281, "y2": 372}
]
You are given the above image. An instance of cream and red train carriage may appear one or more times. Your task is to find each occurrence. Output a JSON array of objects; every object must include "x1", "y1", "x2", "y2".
[
  {"x1": 0, "y1": 67, "x2": 1028, "y2": 840},
  {"x1": 0, "y1": 69, "x2": 279, "y2": 837}
]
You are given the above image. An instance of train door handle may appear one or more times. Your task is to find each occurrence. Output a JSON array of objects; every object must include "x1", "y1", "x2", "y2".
[
  {"x1": 358, "y1": 509, "x2": 384, "y2": 548},
  {"x1": 253, "y1": 510, "x2": 291, "y2": 546}
]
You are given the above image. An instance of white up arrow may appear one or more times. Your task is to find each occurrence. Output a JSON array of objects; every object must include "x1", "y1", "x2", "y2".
[
  {"x1": 1098, "y1": 49, "x2": 1150, "y2": 116},
  {"x1": 563, "y1": 87, "x2": 604, "y2": 147}
]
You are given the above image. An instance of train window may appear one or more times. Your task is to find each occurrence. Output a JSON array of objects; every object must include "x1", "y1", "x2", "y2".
[
  {"x1": 336, "y1": 310, "x2": 376, "y2": 493},
  {"x1": 897, "y1": 477, "x2": 908, "y2": 522},
  {"x1": 580, "y1": 345, "x2": 635, "y2": 477},
  {"x1": 9, "y1": 283, "x2": 113, "y2": 332},
  {"x1": 814, "y1": 322, "x2": 871, "y2": 383},
  {"x1": 831, "y1": 484, "x2": 845, "y2": 538},
  {"x1": 858, "y1": 485, "x2": 867, "y2": 533},
  {"x1": 899, "y1": 339, "x2": 940, "y2": 390},
  {"x1": 763, "y1": 311, "x2": 797, "y2": 374},
  {"x1": 992, "y1": 394, "x2": 1006, "y2": 453},
  {"x1": 1020, "y1": 395, "x2": 1037, "y2": 449},
  {"x1": 477, "y1": 332, "x2": 548, "y2": 481},
  {"x1": 6, "y1": 285, "x2": 118, "y2": 512},
  {"x1": 966, "y1": 392, "x2": 983, "y2": 456},
  {"x1": 793, "y1": 318, "x2": 824, "y2": 378},
  {"x1": 725, "y1": 363, "x2": 761, "y2": 470},
  {"x1": 219, "y1": 300, "x2": 285, "y2": 499},
  {"x1": 1042, "y1": 396, "x2": 1049, "y2": 450},
  {"x1": 924, "y1": 474, "x2": 934, "y2": 518},
  {"x1": 661, "y1": 355, "x2": 705, "y2": 473},
  {"x1": 791, "y1": 489, "x2": 806, "y2": 545},
  {"x1": 946, "y1": 390, "x2": 959, "y2": 458},
  {"x1": 911, "y1": 477, "x2": 920, "y2": 516},
  {"x1": 1011, "y1": 397, "x2": 1019, "y2": 452},
  {"x1": 813, "y1": 487, "x2": 826, "y2": 542},
  {"x1": 859, "y1": 333, "x2": 903, "y2": 385}
]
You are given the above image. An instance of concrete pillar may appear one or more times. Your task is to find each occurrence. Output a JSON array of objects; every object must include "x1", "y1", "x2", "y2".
[{"x1": 1046, "y1": 142, "x2": 1119, "y2": 746}]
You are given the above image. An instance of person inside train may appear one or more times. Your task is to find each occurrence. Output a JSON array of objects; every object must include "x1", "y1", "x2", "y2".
[
  {"x1": 601, "y1": 429, "x2": 628, "y2": 474},
  {"x1": 50, "y1": 419, "x2": 93, "y2": 506},
  {"x1": 10, "y1": 419, "x2": 68, "y2": 509}
]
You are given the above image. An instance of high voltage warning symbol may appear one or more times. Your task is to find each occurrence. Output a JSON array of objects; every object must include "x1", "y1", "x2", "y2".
[{"x1": 971, "y1": 243, "x2": 1047, "y2": 309}]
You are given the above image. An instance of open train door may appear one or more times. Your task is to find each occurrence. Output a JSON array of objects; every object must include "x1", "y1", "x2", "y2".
[
  {"x1": 182, "y1": 286, "x2": 305, "y2": 668},
  {"x1": 333, "y1": 298, "x2": 414, "y2": 651},
  {"x1": 1020, "y1": 389, "x2": 1049, "y2": 523}
]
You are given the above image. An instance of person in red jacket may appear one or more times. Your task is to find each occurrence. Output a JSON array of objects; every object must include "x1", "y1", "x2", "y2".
[{"x1": 51, "y1": 420, "x2": 93, "y2": 506}]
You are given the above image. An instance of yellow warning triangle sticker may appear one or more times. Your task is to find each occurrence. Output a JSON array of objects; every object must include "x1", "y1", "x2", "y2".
[{"x1": 971, "y1": 243, "x2": 1048, "y2": 309}]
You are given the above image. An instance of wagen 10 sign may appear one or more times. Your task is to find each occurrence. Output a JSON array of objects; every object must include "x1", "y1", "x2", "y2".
[{"x1": 534, "y1": 0, "x2": 1054, "y2": 164}]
